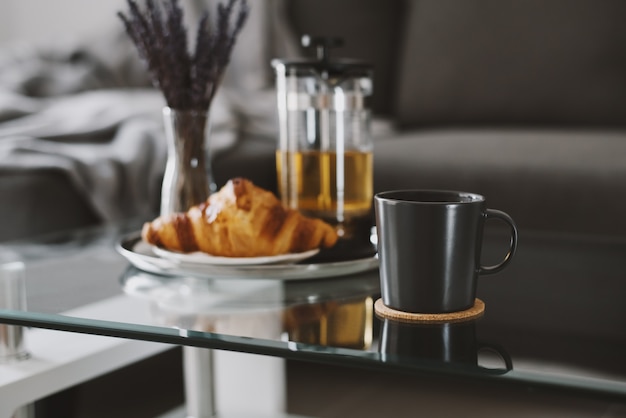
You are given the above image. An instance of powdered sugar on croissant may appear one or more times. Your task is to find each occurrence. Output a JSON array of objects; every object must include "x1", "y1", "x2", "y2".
[{"x1": 142, "y1": 177, "x2": 338, "y2": 257}]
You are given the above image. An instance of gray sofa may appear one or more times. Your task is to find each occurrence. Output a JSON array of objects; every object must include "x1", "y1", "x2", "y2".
[
  {"x1": 226, "y1": 0, "x2": 626, "y2": 237},
  {"x1": 2, "y1": 0, "x2": 626, "y2": 241}
]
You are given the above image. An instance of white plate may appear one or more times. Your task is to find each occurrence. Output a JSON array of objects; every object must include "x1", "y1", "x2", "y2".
[
  {"x1": 152, "y1": 246, "x2": 319, "y2": 266},
  {"x1": 116, "y1": 232, "x2": 378, "y2": 281}
]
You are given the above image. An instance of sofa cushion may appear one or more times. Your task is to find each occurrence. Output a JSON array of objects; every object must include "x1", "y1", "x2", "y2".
[
  {"x1": 373, "y1": 129, "x2": 626, "y2": 236},
  {"x1": 395, "y1": 0, "x2": 626, "y2": 128},
  {"x1": 0, "y1": 170, "x2": 101, "y2": 242}
]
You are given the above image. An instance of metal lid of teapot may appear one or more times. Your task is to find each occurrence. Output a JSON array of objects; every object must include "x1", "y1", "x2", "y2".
[
  {"x1": 272, "y1": 35, "x2": 373, "y2": 82},
  {"x1": 273, "y1": 35, "x2": 373, "y2": 111}
]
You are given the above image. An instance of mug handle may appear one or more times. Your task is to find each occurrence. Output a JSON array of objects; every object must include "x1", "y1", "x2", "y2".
[{"x1": 479, "y1": 209, "x2": 518, "y2": 275}]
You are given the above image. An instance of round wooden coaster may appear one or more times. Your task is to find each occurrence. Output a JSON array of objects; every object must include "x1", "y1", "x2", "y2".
[{"x1": 374, "y1": 298, "x2": 485, "y2": 323}]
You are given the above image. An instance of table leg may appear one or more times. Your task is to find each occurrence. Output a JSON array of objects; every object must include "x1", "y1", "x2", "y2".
[{"x1": 183, "y1": 346, "x2": 216, "y2": 418}]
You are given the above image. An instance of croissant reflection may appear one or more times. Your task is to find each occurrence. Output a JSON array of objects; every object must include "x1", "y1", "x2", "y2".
[
  {"x1": 378, "y1": 319, "x2": 512, "y2": 373},
  {"x1": 283, "y1": 296, "x2": 374, "y2": 349}
]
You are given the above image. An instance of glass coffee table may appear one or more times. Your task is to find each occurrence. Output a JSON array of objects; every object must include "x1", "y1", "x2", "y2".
[{"x1": 1, "y1": 220, "x2": 625, "y2": 417}]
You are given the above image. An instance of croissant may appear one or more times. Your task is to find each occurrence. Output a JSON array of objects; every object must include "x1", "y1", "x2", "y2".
[{"x1": 142, "y1": 177, "x2": 338, "y2": 257}]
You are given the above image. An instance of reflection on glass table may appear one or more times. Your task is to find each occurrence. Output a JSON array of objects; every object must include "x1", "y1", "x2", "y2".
[{"x1": 120, "y1": 265, "x2": 512, "y2": 378}]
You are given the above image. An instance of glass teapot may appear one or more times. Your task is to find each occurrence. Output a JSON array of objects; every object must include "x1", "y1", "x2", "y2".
[{"x1": 272, "y1": 36, "x2": 373, "y2": 238}]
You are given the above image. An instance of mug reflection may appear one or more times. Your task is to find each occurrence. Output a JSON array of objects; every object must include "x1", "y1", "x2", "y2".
[{"x1": 378, "y1": 318, "x2": 512, "y2": 374}]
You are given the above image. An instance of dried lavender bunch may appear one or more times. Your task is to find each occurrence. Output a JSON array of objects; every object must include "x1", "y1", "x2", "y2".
[{"x1": 118, "y1": 0, "x2": 249, "y2": 110}]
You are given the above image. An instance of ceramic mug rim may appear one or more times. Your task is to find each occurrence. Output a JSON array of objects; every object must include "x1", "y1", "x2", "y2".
[{"x1": 375, "y1": 189, "x2": 485, "y2": 205}]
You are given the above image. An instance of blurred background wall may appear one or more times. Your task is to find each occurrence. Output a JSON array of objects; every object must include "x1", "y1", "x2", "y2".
[{"x1": 0, "y1": 0, "x2": 128, "y2": 46}]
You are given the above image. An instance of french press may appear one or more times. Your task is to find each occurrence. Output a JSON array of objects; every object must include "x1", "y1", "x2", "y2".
[{"x1": 272, "y1": 36, "x2": 373, "y2": 238}]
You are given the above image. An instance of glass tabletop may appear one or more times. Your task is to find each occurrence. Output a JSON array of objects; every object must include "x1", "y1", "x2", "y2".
[{"x1": 0, "y1": 220, "x2": 625, "y2": 402}]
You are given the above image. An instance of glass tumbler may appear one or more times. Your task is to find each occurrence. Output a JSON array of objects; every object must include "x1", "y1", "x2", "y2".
[{"x1": 0, "y1": 261, "x2": 30, "y2": 363}]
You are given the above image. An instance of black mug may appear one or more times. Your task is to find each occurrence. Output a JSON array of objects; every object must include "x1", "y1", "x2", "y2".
[{"x1": 374, "y1": 190, "x2": 518, "y2": 314}]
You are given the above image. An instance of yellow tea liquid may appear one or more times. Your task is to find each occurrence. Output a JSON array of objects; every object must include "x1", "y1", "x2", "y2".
[{"x1": 276, "y1": 150, "x2": 373, "y2": 224}]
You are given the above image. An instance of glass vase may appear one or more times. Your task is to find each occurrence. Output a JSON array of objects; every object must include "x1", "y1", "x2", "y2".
[{"x1": 160, "y1": 106, "x2": 217, "y2": 216}]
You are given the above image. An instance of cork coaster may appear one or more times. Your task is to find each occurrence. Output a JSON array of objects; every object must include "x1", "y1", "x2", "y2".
[{"x1": 374, "y1": 298, "x2": 485, "y2": 324}]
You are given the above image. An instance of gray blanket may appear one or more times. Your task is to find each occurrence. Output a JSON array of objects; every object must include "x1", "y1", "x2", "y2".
[{"x1": 0, "y1": 0, "x2": 295, "y2": 223}]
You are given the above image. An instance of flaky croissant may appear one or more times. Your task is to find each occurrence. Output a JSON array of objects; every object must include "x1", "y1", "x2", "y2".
[{"x1": 142, "y1": 177, "x2": 338, "y2": 257}]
